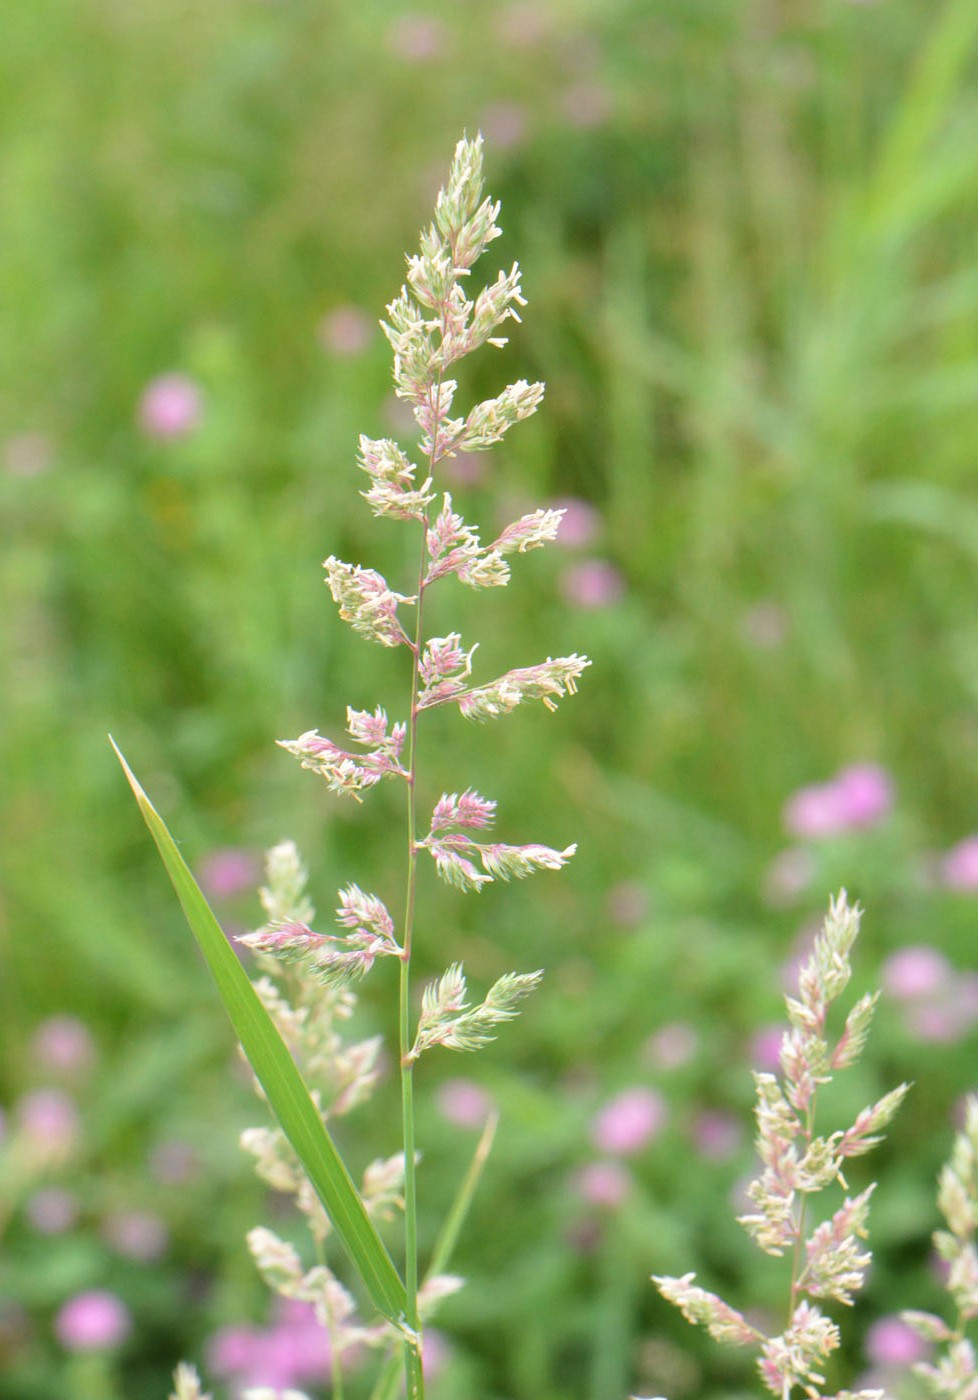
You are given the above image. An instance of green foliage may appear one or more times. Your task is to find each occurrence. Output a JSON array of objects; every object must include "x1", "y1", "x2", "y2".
[
  {"x1": 111, "y1": 740, "x2": 407, "y2": 1327},
  {"x1": 4, "y1": 1, "x2": 978, "y2": 1397}
]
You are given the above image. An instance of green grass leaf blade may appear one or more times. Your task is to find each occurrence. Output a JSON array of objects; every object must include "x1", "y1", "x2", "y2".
[
  {"x1": 427, "y1": 1110, "x2": 498, "y2": 1280},
  {"x1": 109, "y1": 738, "x2": 407, "y2": 1328}
]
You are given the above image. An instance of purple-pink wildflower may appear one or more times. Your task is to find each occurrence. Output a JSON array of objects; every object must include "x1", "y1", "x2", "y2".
[
  {"x1": 573, "y1": 1160, "x2": 632, "y2": 1208},
  {"x1": 692, "y1": 1110, "x2": 743, "y2": 1163},
  {"x1": 551, "y1": 497, "x2": 599, "y2": 549},
  {"x1": 590, "y1": 1087, "x2": 667, "y2": 1156},
  {"x1": 559, "y1": 558, "x2": 623, "y2": 609},
  {"x1": 209, "y1": 1297, "x2": 337, "y2": 1393},
  {"x1": 942, "y1": 835, "x2": 978, "y2": 891},
  {"x1": 55, "y1": 1290, "x2": 131, "y2": 1351},
  {"x1": 199, "y1": 848, "x2": 259, "y2": 900},
  {"x1": 882, "y1": 946, "x2": 950, "y2": 1001},
  {"x1": 865, "y1": 1314, "x2": 930, "y2": 1368},
  {"x1": 435, "y1": 1078, "x2": 494, "y2": 1129},
  {"x1": 644, "y1": 1022, "x2": 698, "y2": 1071},
  {"x1": 31, "y1": 1015, "x2": 96, "y2": 1076},
  {"x1": 102, "y1": 1209, "x2": 169, "y2": 1261},
  {"x1": 903, "y1": 995, "x2": 978, "y2": 1045},
  {"x1": 16, "y1": 1088, "x2": 80, "y2": 1156},
  {"x1": 138, "y1": 373, "x2": 203, "y2": 440},
  {"x1": 750, "y1": 1025, "x2": 786, "y2": 1074},
  {"x1": 783, "y1": 763, "x2": 893, "y2": 839}
]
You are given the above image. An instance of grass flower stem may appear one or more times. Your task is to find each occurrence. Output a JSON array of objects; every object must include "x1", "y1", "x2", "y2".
[{"x1": 397, "y1": 412, "x2": 444, "y2": 1399}]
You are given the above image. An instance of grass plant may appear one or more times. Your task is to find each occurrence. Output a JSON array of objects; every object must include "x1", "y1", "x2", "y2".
[
  {"x1": 5, "y1": 5, "x2": 978, "y2": 1396},
  {"x1": 118, "y1": 134, "x2": 587, "y2": 1400}
]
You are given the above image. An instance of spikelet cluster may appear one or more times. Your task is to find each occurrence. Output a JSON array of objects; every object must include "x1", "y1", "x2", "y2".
[
  {"x1": 266, "y1": 133, "x2": 588, "y2": 1050},
  {"x1": 903, "y1": 1096, "x2": 978, "y2": 1398},
  {"x1": 654, "y1": 893, "x2": 909, "y2": 1400},
  {"x1": 191, "y1": 134, "x2": 589, "y2": 1397}
]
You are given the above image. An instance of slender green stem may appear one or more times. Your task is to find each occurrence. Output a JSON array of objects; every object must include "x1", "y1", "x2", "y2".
[
  {"x1": 312, "y1": 1234, "x2": 345, "y2": 1400},
  {"x1": 398, "y1": 500, "x2": 435, "y2": 1400}
]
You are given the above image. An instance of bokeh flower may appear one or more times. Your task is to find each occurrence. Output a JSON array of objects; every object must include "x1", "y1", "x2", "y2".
[
  {"x1": 560, "y1": 559, "x2": 623, "y2": 610},
  {"x1": 882, "y1": 946, "x2": 950, "y2": 1001},
  {"x1": 435, "y1": 1078, "x2": 493, "y2": 1129},
  {"x1": 55, "y1": 1290, "x2": 131, "y2": 1351},
  {"x1": 16, "y1": 1088, "x2": 80, "y2": 1157},
  {"x1": 138, "y1": 373, "x2": 203, "y2": 440},
  {"x1": 573, "y1": 1159, "x2": 632, "y2": 1208},
  {"x1": 864, "y1": 1314, "x2": 930, "y2": 1368},
  {"x1": 422, "y1": 1329, "x2": 451, "y2": 1382},
  {"x1": 645, "y1": 1022, "x2": 698, "y2": 1071},
  {"x1": 199, "y1": 847, "x2": 259, "y2": 900},
  {"x1": 32, "y1": 1015, "x2": 96, "y2": 1076},
  {"x1": 783, "y1": 763, "x2": 893, "y2": 839},
  {"x1": 552, "y1": 497, "x2": 600, "y2": 549},
  {"x1": 750, "y1": 1025, "x2": 786, "y2": 1073},
  {"x1": 942, "y1": 835, "x2": 978, "y2": 891},
  {"x1": 103, "y1": 1209, "x2": 169, "y2": 1261},
  {"x1": 590, "y1": 1087, "x2": 667, "y2": 1156},
  {"x1": 209, "y1": 1298, "x2": 332, "y2": 1393},
  {"x1": 692, "y1": 1109, "x2": 743, "y2": 1162},
  {"x1": 903, "y1": 985, "x2": 978, "y2": 1044}
]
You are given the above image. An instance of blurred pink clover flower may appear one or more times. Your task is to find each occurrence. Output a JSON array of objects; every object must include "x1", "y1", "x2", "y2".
[
  {"x1": 783, "y1": 763, "x2": 893, "y2": 839},
  {"x1": 560, "y1": 559, "x2": 623, "y2": 610},
  {"x1": 55, "y1": 1290, "x2": 131, "y2": 1351},
  {"x1": 138, "y1": 372, "x2": 203, "y2": 440},
  {"x1": 573, "y1": 1160, "x2": 632, "y2": 1209},
  {"x1": 435, "y1": 1078, "x2": 493, "y2": 1129},
  {"x1": 942, "y1": 835, "x2": 978, "y2": 891},
  {"x1": 864, "y1": 1314, "x2": 930, "y2": 1368},
  {"x1": 589, "y1": 1087, "x2": 667, "y2": 1156}
]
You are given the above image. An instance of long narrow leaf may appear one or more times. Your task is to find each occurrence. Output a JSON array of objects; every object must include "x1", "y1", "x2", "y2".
[
  {"x1": 427, "y1": 1111, "x2": 498, "y2": 1280},
  {"x1": 110, "y1": 738, "x2": 406, "y2": 1328}
]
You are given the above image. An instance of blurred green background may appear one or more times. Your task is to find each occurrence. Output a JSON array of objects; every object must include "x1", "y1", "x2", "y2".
[{"x1": 4, "y1": 0, "x2": 978, "y2": 1396}]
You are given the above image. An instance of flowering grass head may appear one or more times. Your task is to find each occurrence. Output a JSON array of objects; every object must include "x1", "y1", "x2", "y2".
[
  {"x1": 902, "y1": 1096, "x2": 978, "y2": 1399},
  {"x1": 119, "y1": 132, "x2": 587, "y2": 1400},
  {"x1": 654, "y1": 893, "x2": 909, "y2": 1400}
]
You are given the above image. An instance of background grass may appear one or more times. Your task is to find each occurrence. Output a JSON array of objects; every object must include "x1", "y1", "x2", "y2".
[{"x1": 3, "y1": 1, "x2": 978, "y2": 1397}]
